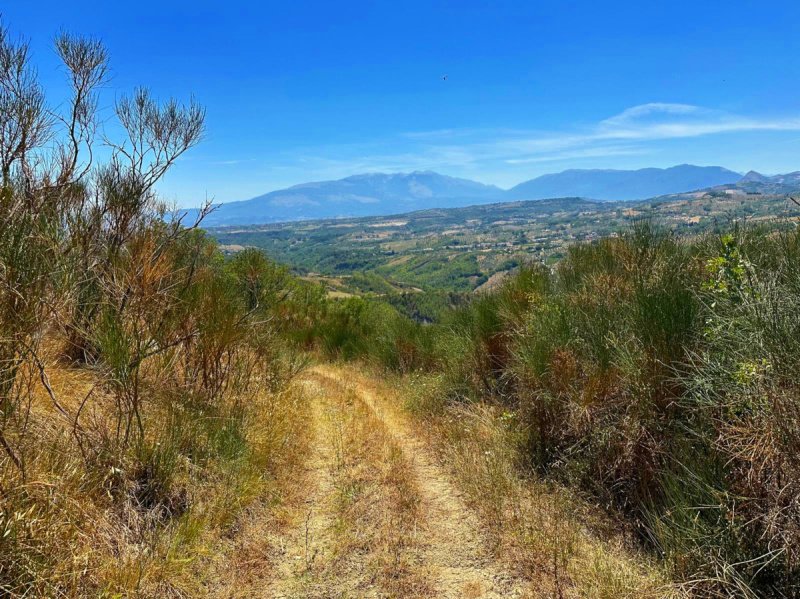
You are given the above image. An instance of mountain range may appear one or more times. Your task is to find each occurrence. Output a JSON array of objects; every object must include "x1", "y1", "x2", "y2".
[
  {"x1": 505, "y1": 165, "x2": 739, "y2": 201},
  {"x1": 189, "y1": 165, "x2": 798, "y2": 226}
]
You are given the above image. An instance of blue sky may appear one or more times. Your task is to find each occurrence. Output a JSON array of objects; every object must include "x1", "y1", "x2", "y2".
[{"x1": 5, "y1": 0, "x2": 800, "y2": 206}]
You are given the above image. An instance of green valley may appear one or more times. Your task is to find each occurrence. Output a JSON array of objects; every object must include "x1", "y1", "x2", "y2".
[{"x1": 209, "y1": 191, "x2": 800, "y2": 301}]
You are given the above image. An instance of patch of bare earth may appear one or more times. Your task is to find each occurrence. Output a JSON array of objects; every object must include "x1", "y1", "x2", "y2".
[
  {"x1": 265, "y1": 373, "x2": 433, "y2": 598},
  {"x1": 211, "y1": 365, "x2": 530, "y2": 597}
]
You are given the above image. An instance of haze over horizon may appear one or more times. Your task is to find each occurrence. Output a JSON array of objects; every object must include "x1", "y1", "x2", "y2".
[
  {"x1": 193, "y1": 163, "x2": 753, "y2": 201},
  {"x1": 6, "y1": 0, "x2": 800, "y2": 207}
]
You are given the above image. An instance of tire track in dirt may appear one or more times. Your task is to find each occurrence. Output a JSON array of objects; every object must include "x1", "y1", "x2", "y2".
[
  {"x1": 262, "y1": 377, "x2": 346, "y2": 598},
  {"x1": 265, "y1": 372, "x2": 428, "y2": 598},
  {"x1": 311, "y1": 365, "x2": 529, "y2": 599},
  {"x1": 210, "y1": 365, "x2": 663, "y2": 598}
]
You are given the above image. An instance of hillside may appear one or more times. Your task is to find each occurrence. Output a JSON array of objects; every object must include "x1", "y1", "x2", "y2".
[
  {"x1": 713, "y1": 170, "x2": 800, "y2": 195},
  {"x1": 209, "y1": 191, "x2": 800, "y2": 302}
]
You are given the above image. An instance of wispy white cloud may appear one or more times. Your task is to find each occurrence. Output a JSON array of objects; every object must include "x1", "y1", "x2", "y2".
[
  {"x1": 232, "y1": 103, "x2": 800, "y2": 192},
  {"x1": 483, "y1": 104, "x2": 800, "y2": 163},
  {"x1": 593, "y1": 103, "x2": 800, "y2": 141},
  {"x1": 504, "y1": 145, "x2": 648, "y2": 165},
  {"x1": 401, "y1": 103, "x2": 800, "y2": 162},
  {"x1": 599, "y1": 102, "x2": 705, "y2": 128}
]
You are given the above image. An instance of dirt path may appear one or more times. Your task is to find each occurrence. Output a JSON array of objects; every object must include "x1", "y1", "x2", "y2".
[
  {"x1": 211, "y1": 364, "x2": 668, "y2": 599},
  {"x1": 258, "y1": 365, "x2": 529, "y2": 598},
  {"x1": 263, "y1": 376, "x2": 341, "y2": 598},
  {"x1": 315, "y1": 366, "x2": 528, "y2": 599}
]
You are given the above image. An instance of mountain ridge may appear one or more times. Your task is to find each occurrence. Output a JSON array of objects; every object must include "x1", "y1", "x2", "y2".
[
  {"x1": 506, "y1": 164, "x2": 741, "y2": 201},
  {"x1": 188, "y1": 165, "x2": 799, "y2": 226},
  {"x1": 197, "y1": 170, "x2": 504, "y2": 225}
]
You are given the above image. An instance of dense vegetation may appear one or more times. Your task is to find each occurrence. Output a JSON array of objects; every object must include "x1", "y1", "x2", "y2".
[
  {"x1": 0, "y1": 24, "x2": 325, "y2": 595},
  {"x1": 4, "y1": 19, "x2": 800, "y2": 599},
  {"x1": 312, "y1": 222, "x2": 800, "y2": 597}
]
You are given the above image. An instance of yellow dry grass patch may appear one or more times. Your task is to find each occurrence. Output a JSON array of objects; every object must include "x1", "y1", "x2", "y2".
[
  {"x1": 312, "y1": 365, "x2": 530, "y2": 598},
  {"x1": 1, "y1": 356, "x2": 312, "y2": 598},
  {"x1": 265, "y1": 371, "x2": 431, "y2": 598},
  {"x1": 349, "y1": 366, "x2": 682, "y2": 598}
]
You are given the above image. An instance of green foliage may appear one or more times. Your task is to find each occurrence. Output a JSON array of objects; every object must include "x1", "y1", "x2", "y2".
[
  {"x1": 314, "y1": 222, "x2": 800, "y2": 596},
  {"x1": 384, "y1": 290, "x2": 468, "y2": 323},
  {"x1": 308, "y1": 296, "x2": 435, "y2": 372},
  {"x1": 0, "y1": 21, "x2": 311, "y2": 595}
]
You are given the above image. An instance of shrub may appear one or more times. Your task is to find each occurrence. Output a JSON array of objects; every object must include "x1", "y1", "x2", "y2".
[
  {"x1": 0, "y1": 20, "x2": 306, "y2": 595},
  {"x1": 405, "y1": 222, "x2": 800, "y2": 596}
]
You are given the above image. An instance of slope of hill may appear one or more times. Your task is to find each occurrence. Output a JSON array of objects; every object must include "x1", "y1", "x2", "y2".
[
  {"x1": 506, "y1": 164, "x2": 741, "y2": 201},
  {"x1": 209, "y1": 190, "x2": 800, "y2": 299},
  {"x1": 713, "y1": 170, "x2": 800, "y2": 195}
]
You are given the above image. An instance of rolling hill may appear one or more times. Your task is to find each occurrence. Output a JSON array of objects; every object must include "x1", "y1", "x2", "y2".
[{"x1": 717, "y1": 170, "x2": 800, "y2": 195}]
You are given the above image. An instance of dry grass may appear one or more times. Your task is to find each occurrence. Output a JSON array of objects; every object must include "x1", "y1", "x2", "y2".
[
  {"x1": 196, "y1": 379, "x2": 315, "y2": 598},
  {"x1": 276, "y1": 371, "x2": 431, "y2": 598},
  {"x1": 317, "y1": 365, "x2": 531, "y2": 598},
  {"x1": 393, "y1": 371, "x2": 681, "y2": 599},
  {"x1": 0, "y1": 353, "x2": 312, "y2": 598},
  {"x1": 2, "y1": 356, "x2": 676, "y2": 597}
]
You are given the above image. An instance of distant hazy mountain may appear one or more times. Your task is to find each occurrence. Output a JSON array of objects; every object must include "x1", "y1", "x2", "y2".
[
  {"x1": 725, "y1": 171, "x2": 800, "y2": 195},
  {"x1": 506, "y1": 165, "x2": 742, "y2": 201},
  {"x1": 739, "y1": 170, "x2": 771, "y2": 184},
  {"x1": 196, "y1": 171, "x2": 503, "y2": 226},
  {"x1": 190, "y1": 164, "x2": 755, "y2": 226}
]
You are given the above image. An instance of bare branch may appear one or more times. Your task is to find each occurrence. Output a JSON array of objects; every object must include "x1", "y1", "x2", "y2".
[
  {"x1": 53, "y1": 32, "x2": 108, "y2": 186},
  {"x1": 110, "y1": 88, "x2": 205, "y2": 193},
  {"x1": 0, "y1": 22, "x2": 53, "y2": 189}
]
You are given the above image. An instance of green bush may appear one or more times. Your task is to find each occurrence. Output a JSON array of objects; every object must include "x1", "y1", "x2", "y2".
[{"x1": 384, "y1": 222, "x2": 800, "y2": 596}]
